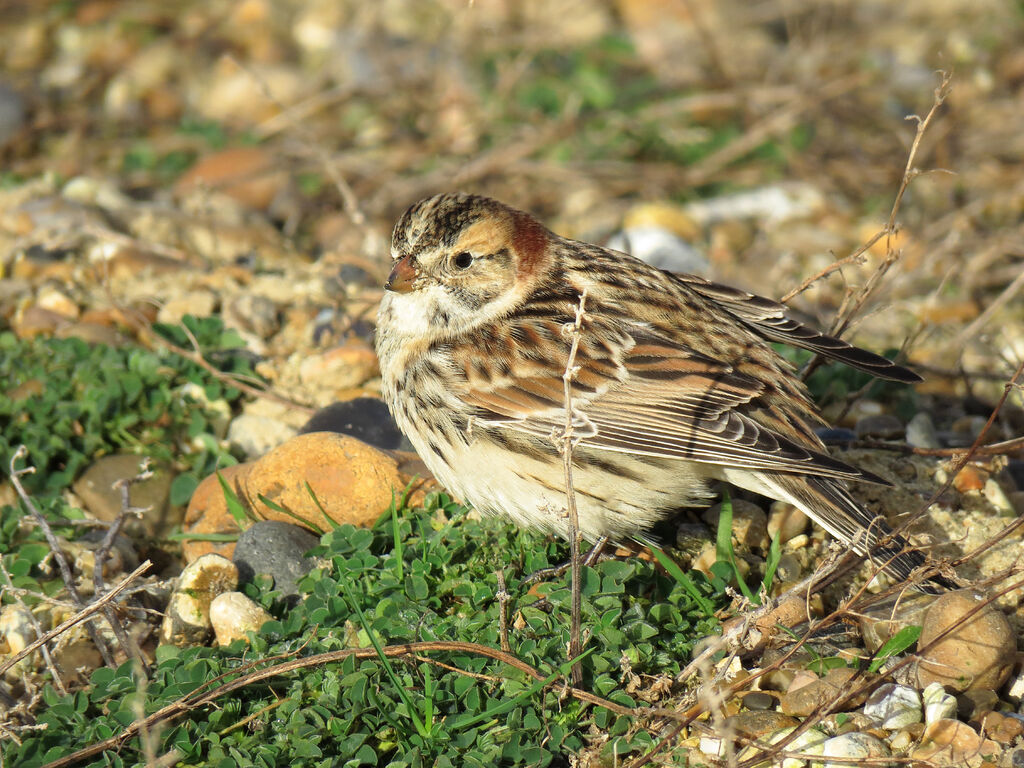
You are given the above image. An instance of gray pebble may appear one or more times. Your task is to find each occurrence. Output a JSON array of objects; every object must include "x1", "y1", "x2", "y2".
[
  {"x1": 233, "y1": 520, "x2": 321, "y2": 602},
  {"x1": 742, "y1": 691, "x2": 776, "y2": 711}
]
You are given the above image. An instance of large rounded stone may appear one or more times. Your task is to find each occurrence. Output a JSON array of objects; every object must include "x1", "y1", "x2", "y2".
[
  {"x1": 915, "y1": 589, "x2": 1015, "y2": 692},
  {"x1": 182, "y1": 463, "x2": 252, "y2": 562},
  {"x1": 240, "y1": 432, "x2": 407, "y2": 532},
  {"x1": 72, "y1": 454, "x2": 177, "y2": 537},
  {"x1": 182, "y1": 434, "x2": 438, "y2": 563}
]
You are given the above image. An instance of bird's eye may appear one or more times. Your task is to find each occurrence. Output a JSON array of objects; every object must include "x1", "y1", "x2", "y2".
[{"x1": 453, "y1": 251, "x2": 473, "y2": 269}]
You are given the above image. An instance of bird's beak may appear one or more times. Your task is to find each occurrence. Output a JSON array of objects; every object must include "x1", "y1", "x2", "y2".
[{"x1": 384, "y1": 255, "x2": 417, "y2": 293}]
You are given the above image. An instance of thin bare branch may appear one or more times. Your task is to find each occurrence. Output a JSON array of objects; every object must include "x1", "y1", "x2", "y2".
[
  {"x1": 9, "y1": 446, "x2": 117, "y2": 668},
  {"x1": 0, "y1": 561, "x2": 152, "y2": 680},
  {"x1": 557, "y1": 288, "x2": 589, "y2": 686}
]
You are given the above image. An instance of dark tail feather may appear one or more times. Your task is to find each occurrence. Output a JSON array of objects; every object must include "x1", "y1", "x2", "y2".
[
  {"x1": 673, "y1": 274, "x2": 922, "y2": 383},
  {"x1": 777, "y1": 474, "x2": 954, "y2": 593}
]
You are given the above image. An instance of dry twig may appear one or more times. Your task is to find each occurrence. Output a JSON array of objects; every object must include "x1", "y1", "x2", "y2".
[
  {"x1": 0, "y1": 561, "x2": 152, "y2": 680},
  {"x1": 556, "y1": 289, "x2": 590, "y2": 686},
  {"x1": 9, "y1": 446, "x2": 117, "y2": 668},
  {"x1": 801, "y1": 72, "x2": 952, "y2": 381}
]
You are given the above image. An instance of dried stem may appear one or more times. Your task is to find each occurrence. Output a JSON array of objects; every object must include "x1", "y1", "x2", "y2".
[
  {"x1": 494, "y1": 569, "x2": 511, "y2": 654},
  {"x1": 0, "y1": 557, "x2": 67, "y2": 695},
  {"x1": 833, "y1": 71, "x2": 952, "y2": 338},
  {"x1": 558, "y1": 289, "x2": 589, "y2": 686},
  {"x1": 801, "y1": 72, "x2": 952, "y2": 381},
  {"x1": 0, "y1": 561, "x2": 152, "y2": 680},
  {"x1": 9, "y1": 446, "x2": 117, "y2": 668},
  {"x1": 94, "y1": 461, "x2": 155, "y2": 675}
]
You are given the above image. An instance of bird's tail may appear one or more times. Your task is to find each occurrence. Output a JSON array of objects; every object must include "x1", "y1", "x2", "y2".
[{"x1": 747, "y1": 472, "x2": 955, "y2": 593}]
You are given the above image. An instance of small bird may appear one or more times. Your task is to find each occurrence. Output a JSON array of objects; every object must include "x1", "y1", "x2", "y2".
[{"x1": 375, "y1": 192, "x2": 946, "y2": 589}]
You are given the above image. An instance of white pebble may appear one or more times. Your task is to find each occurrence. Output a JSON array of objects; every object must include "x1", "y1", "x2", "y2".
[
  {"x1": 738, "y1": 726, "x2": 826, "y2": 768},
  {"x1": 922, "y1": 681, "x2": 957, "y2": 724},
  {"x1": 820, "y1": 732, "x2": 891, "y2": 767},
  {"x1": 210, "y1": 592, "x2": 273, "y2": 645},
  {"x1": 863, "y1": 683, "x2": 922, "y2": 729}
]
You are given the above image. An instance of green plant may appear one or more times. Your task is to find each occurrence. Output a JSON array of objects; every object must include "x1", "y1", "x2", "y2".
[
  {"x1": 868, "y1": 625, "x2": 922, "y2": 674},
  {"x1": 8, "y1": 493, "x2": 724, "y2": 767},
  {"x1": 0, "y1": 316, "x2": 252, "y2": 502},
  {"x1": 0, "y1": 495, "x2": 83, "y2": 605}
]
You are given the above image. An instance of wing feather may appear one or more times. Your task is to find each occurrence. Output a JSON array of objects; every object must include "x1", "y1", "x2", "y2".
[
  {"x1": 672, "y1": 274, "x2": 922, "y2": 383},
  {"x1": 458, "y1": 320, "x2": 881, "y2": 483}
]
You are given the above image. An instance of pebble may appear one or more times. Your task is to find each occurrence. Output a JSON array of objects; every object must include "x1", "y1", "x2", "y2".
[
  {"x1": 906, "y1": 412, "x2": 941, "y2": 449},
  {"x1": 736, "y1": 726, "x2": 827, "y2": 768},
  {"x1": 36, "y1": 286, "x2": 80, "y2": 319},
  {"x1": 605, "y1": 226, "x2": 708, "y2": 274},
  {"x1": 702, "y1": 498, "x2": 769, "y2": 550},
  {"x1": 159, "y1": 554, "x2": 239, "y2": 646},
  {"x1": 298, "y1": 338, "x2": 380, "y2": 393},
  {"x1": 174, "y1": 147, "x2": 287, "y2": 212},
  {"x1": 698, "y1": 710, "x2": 803, "y2": 758},
  {"x1": 979, "y1": 710, "x2": 1024, "y2": 745},
  {"x1": 912, "y1": 718, "x2": 1002, "y2": 765},
  {"x1": 0, "y1": 605, "x2": 38, "y2": 659},
  {"x1": 99, "y1": 247, "x2": 194, "y2": 280},
  {"x1": 227, "y1": 413, "x2": 298, "y2": 459},
  {"x1": 953, "y1": 464, "x2": 989, "y2": 493},
  {"x1": 858, "y1": 590, "x2": 934, "y2": 653},
  {"x1": 692, "y1": 541, "x2": 749, "y2": 580},
  {"x1": 71, "y1": 454, "x2": 178, "y2": 538},
  {"x1": 983, "y1": 478, "x2": 1018, "y2": 516},
  {"x1": 233, "y1": 520, "x2": 320, "y2": 601},
  {"x1": 854, "y1": 414, "x2": 904, "y2": 440},
  {"x1": 209, "y1": 592, "x2": 273, "y2": 645},
  {"x1": 155, "y1": 290, "x2": 217, "y2": 325},
  {"x1": 53, "y1": 639, "x2": 103, "y2": 686},
  {"x1": 674, "y1": 521, "x2": 712, "y2": 560},
  {"x1": 741, "y1": 691, "x2": 777, "y2": 711},
  {"x1": 916, "y1": 589, "x2": 1016, "y2": 692},
  {"x1": 957, "y1": 688, "x2": 1000, "y2": 721},
  {"x1": 12, "y1": 305, "x2": 69, "y2": 339},
  {"x1": 922, "y1": 681, "x2": 958, "y2": 724},
  {"x1": 767, "y1": 502, "x2": 809, "y2": 544},
  {"x1": 780, "y1": 668, "x2": 868, "y2": 717},
  {"x1": 1005, "y1": 668, "x2": 1024, "y2": 708},
  {"x1": 818, "y1": 732, "x2": 890, "y2": 767},
  {"x1": 761, "y1": 666, "x2": 797, "y2": 692},
  {"x1": 887, "y1": 727, "x2": 916, "y2": 751},
  {"x1": 55, "y1": 320, "x2": 131, "y2": 346},
  {"x1": 863, "y1": 683, "x2": 922, "y2": 730},
  {"x1": 223, "y1": 293, "x2": 280, "y2": 340},
  {"x1": 772, "y1": 553, "x2": 804, "y2": 584},
  {"x1": 299, "y1": 398, "x2": 407, "y2": 451}
]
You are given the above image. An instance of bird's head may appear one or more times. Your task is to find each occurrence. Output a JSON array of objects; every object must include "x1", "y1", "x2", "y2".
[{"x1": 379, "y1": 193, "x2": 552, "y2": 340}]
